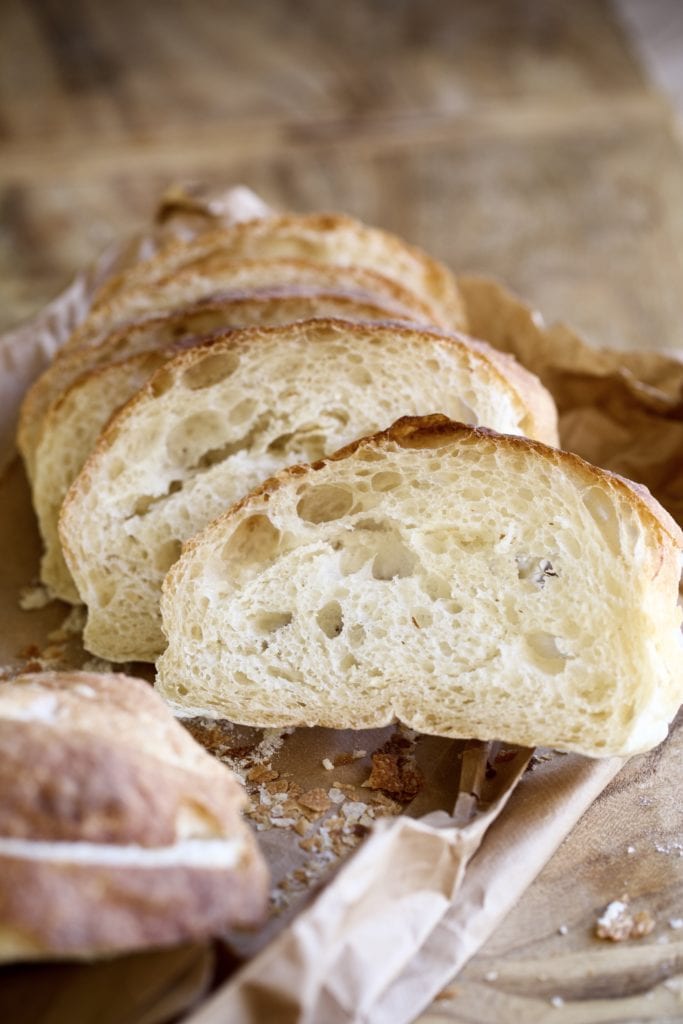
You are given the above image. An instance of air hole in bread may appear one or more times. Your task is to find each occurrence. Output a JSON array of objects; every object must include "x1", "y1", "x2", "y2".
[
  {"x1": 346, "y1": 622, "x2": 366, "y2": 647},
  {"x1": 350, "y1": 367, "x2": 372, "y2": 386},
  {"x1": 222, "y1": 515, "x2": 281, "y2": 567},
  {"x1": 133, "y1": 481, "x2": 182, "y2": 517},
  {"x1": 190, "y1": 625, "x2": 202, "y2": 641},
  {"x1": 229, "y1": 398, "x2": 258, "y2": 424},
  {"x1": 355, "y1": 448, "x2": 384, "y2": 464},
  {"x1": 372, "y1": 536, "x2": 417, "y2": 580},
  {"x1": 252, "y1": 611, "x2": 293, "y2": 633},
  {"x1": 422, "y1": 574, "x2": 451, "y2": 600},
  {"x1": 154, "y1": 538, "x2": 183, "y2": 573},
  {"x1": 297, "y1": 485, "x2": 354, "y2": 524},
  {"x1": 182, "y1": 350, "x2": 240, "y2": 390},
  {"x1": 166, "y1": 411, "x2": 225, "y2": 467},
  {"x1": 371, "y1": 471, "x2": 402, "y2": 492},
  {"x1": 267, "y1": 666, "x2": 304, "y2": 684},
  {"x1": 340, "y1": 653, "x2": 358, "y2": 671},
  {"x1": 516, "y1": 555, "x2": 558, "y2": 586},
  {"x1": 525, "y1": 631, "x2": 568, "y2": 674},
  {"x1": 176, "y1": 684, "x2": 189, "y2": 696},
  {"x1": 94, "y1": 578, "x2": 116, "y2": 608},
  {"x1": 106, "y1": 457, "x2": 125, "y2": 481},
  {"x1": 316, "y1": 600, "x2": 343, "y2": 638},
  {"x1": 582, "y1": 487, "x2": 621, "y2": 556},
  {"x1": 150, "y1": 367, "x2": 175, "y2": 398}
]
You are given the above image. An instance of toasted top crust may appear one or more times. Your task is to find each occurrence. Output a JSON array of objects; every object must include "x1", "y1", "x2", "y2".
[
  {"x1": 62, "y1": 258, "x2": 443, "y2": 354},
  {"x1": 0, "y1": 671, "x2": 269, "y2": 959},
  {"x1": 91, "y1": 212, "x2": 466, "y2": 329},
  {"x1": 18, "y1": 286, "x2": 427, "y2": 476},
  {"x1": 183, "y1": 414, "x2": 682, "y2": 556}
]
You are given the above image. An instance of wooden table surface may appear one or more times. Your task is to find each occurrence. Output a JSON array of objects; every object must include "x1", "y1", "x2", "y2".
[{"x1": 2, "y1": 2, "x2": 683, "y2": 1021}]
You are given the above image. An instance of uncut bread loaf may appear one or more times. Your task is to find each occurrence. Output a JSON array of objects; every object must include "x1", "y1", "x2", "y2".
[
  {"x1": 20, "y1": 287, "x2": 420, "y2": 481},
  {"x1": 87, "y1": 212, "x2": 466, "y2": 330},
  {"x1": 59, "y1": 319, "x2": 558, "y2": 662},
  {"x1": 0, "y1": 671, "x2": 268, "y2": 961},
  {"x1": 157, "y1": 415, "x2": 683, "y2": 758},
  {"x1": 60, "y1": 257, "x2": 437, "y2": 355}
]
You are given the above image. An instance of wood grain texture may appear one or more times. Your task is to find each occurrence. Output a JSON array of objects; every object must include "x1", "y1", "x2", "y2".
[{"x1": 1, "y1": 1, "x2": 683, "y2": 1021}]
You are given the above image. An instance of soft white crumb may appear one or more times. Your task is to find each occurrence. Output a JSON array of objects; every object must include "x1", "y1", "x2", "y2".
[
  {"x1": 322, "y1": 758, "x2": 334, "y2": 771},
  {"x1": 550, "y1": 995, "x2": 564, "y2": 1008},
  {"x1": 558, "y1": 924, "x2": 568, "y2": 935},
  {"x1": 18, "y1": 585, "x2": 52, "y2": 611}
]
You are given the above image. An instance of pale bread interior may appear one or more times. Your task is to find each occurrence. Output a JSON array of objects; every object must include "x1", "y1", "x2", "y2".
[
  {"x1": 157, "y1": 417, "x2": 683, "y2": 758},
  {"x1": 59, "y1": 321, "x2": 554, "y2": 662},
  {"x1": 20, "y1": 287, "x2": 420, "y2": 479}
]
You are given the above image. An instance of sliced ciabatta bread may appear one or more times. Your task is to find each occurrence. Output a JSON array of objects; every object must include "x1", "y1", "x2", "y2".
[
  {"x1": 89, "y1": 212, "x2": 466, "y2": 329},
  {"x1": 59, "y1": 320, "x2": 558, "y2": 662},
  {"x1": 61, "y1": 258, "x2": 444, "y2": 355},
  {"x1": 34, "y1": 352, "x2": 172, "y2": 602},
  {"x1": 0, "y1": 671, "x2": 268, "y2": 961},
  {"x1": 19, "y1": 286, "x2": 424, "y2": 482},
  {"x1": 157, "y1": 415, "x2": 683, "y2": 758}
]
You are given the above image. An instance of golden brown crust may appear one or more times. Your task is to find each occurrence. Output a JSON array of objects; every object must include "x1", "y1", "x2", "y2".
[
  {"x1": 0, "y1": 721, "x2": 244, "y2": 845},
  {"x1": 0, "y1": 832, "x2": 268, "y2": 959},
  {"x1": 91, "y1": 212, "x2": 466, "y2": 328},
  {"x1": 18, "y1": 286, "x2": 426, "y2": 469},
  {"x1": 64, "y1": 258, "x2": 446, "y2": 353},
  {"x1": 173, "y1": 414, "x2": 682, "y2": 576},
  {"x1": 0, "y1": 672, "x2": 269, "y2": 959}
]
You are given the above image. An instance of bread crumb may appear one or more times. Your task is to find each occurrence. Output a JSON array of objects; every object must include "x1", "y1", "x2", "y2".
[
  {"x1": 297, "y1": 788, "x2": 332, "y2": 814},
  {"x1": 558, "y1": 924, "x2": 568, "y2": 935},
  {"x1": 484, "y1": 970, "x2": 498, "y2": 981},
  {"x1": 322, "y1": 757, "x2": 334, "y2": 770},
  {"x1": 247, "y1": 764, "x2": 279, "y2": 783},
  {"x1": 669, "y1": 918, "x2": 683, "y2": 930},
  {"x1": 328, "y1": 787, "x2": 345, "y2": 804},
  {"x1": 18, "y1": 584, "x2": 52, "y2": 610},
  {"x1": 595, "y1": 900, "x2": 655, "y2": 941},
  {"x1": 626, "y1": 845, "x2": 636, "y2": 854},
  {"x1": 363, "y1": 745, "x2": 423, "y2": 801},
  {"x1": 550, "y1": 996, "x2": 564, "y2": 1008}
]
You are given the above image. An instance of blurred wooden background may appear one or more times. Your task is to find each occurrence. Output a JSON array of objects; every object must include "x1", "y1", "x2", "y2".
[
  {"x1": 2, "y1": 0, "x2": 683, "y2": 353},
  {"x1": 1, "y1": 2, "x2": 683, "y2": 1022}
]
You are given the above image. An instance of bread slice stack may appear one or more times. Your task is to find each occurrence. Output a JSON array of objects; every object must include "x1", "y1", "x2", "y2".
[
  {"x1": 0, "y1": 671, "x2": 268, "y2": 961},
  {"x1": 157, "y1": 416, "x2": 683, "y2": 757},
  {"x1": 58, "y1": 319, "x2": 557, "y2": 661}
]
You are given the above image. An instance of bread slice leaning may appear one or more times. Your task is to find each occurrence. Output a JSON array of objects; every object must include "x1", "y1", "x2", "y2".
[
  {"x1": 157, "y1": 415, "x2": 683, "y2": 758},
  {"x1": 0, "y1": 670, "x2": 268, "y2": 961},
  {"x1": 62, "y1": 258, "x2": 445, "y2": 354},
  {"x1": 89, "y1": 212, "x2": 466, "y2": 330},
  {"x1": 19, "y1": 286, "x2": 424, "y2": 483},
  {"x1": 59, "y1": 319, "x2": 558, "y2": 662}
]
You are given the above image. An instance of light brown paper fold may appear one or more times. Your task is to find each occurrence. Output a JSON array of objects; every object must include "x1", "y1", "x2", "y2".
[{"x1": 0, "y1": 185, "x2": 680, "y2": 1024}]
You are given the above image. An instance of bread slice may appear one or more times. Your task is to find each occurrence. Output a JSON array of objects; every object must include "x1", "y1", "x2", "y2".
[
  {"x1": 0, "y1": 670, "x2": 268, "y2": 961},
  {"x1": 34, "y1": 352, "x2": 171, "y2": 602},
  {"x1": 19, "y1": 286, "x2": 424, "y2": 482},
  {"x1": 157, "y1": 415, "x2": 683, "y2": 758},
  {"x1": 89, "y1": 212, "x2": 466, "y2": 329},
  {"x1": 61, "y1": 258, "x2": 445, "y2": 355},
  {"x1": 59, "y1": 319, "x2": 558, "y2": 662}
]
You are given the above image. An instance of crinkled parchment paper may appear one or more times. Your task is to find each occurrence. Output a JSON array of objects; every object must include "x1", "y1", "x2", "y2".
[{"x1": 0, "y1": 185, "x2": 681, "y2": 1024}]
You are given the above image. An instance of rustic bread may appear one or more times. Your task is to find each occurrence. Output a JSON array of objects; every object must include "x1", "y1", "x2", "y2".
[
  {"x1": 89, "y1": 212, "x2": 466, "y2": 329},
  {"x1": 34, "y1": 352, "x2": 172, "y2": 602},
  {"x1": 59, "y1": 319, "x2": 558, "y2": 662},
  {"x1": 0, "y1": 671, "x2": 268, "y2": 961},
  {"x1": 157, "y1": 415, "x2": 683, "y2": 758},
  {"x1": 19, "y1": 287, "x2": 424, "y2": 483},
  {"x1": 60, "y1": 258, "x2": 444, "y2": 355}
]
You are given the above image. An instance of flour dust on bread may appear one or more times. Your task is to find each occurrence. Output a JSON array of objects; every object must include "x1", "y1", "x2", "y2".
[
  {"x1": 59, "y1": 319, "x2": 558, "y2": 662},
  {"x1": 157, "y1": 415, "x2": 683, "y2": 758},
  {"x1": 88, "y1": 212, "x2": 466, "y2": 330},
  {"x1": 62, "y1": 257, "x2": 447, "y2": 355},
  {"x1": 0, "y1": 671, "x2": 268, "y2": 961},
  {"x1": 19, "y1": 286, "x2": 426, "y2": 483}
]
